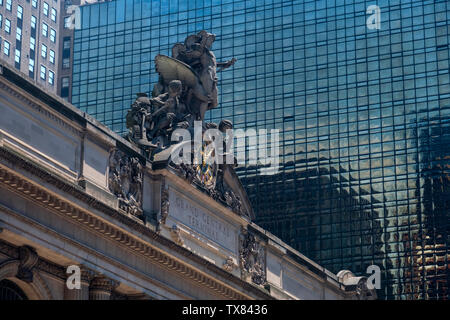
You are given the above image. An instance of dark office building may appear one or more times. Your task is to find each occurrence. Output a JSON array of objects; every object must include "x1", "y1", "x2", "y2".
[{"x1": 71, "y1": 0, "x2": 450, "y2": 299}]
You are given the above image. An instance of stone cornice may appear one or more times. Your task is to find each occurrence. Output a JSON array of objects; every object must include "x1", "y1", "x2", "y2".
[
  {"x1": 0, "y1": 146, "x2": 273, "y2": 300},
  {"x1": 0, "y1": 79, "x2": 84, "y2": 138}
]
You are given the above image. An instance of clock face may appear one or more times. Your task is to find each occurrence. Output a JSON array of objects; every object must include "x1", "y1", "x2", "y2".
[{"x1": 193, "y1": 142, "x2": 217, "y2": 189}]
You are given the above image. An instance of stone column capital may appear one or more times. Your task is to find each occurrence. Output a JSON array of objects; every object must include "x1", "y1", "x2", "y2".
[
  {"x1": 90, "y1": 276, "x2": 119, "y2": 292},
  {"x1": 79, "y1": 265, "x2": 96, "y2": 284},
  {"x1": 89, "y1": 275, "x2": 120, "y2": 300}
]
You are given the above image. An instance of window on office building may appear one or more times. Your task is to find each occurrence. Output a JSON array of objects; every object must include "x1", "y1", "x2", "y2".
[
  {"x1": 63, "y1": 38, "x2": 70, "y2": 50},
  {"x1": 14, "y1": 49, "x2": 20, "y2": 65},
  {"x1": 30, "y1": 37, "x2": 35, "y2": 51},
  {"x1": 50, "y1": 29, "x2": 56, "y2": 43},
  {"x1": 5, "y1": 19, "x2": 10, "y2": 33},
  {"x1": 40, "y1": 65, "x2": 46, "y2": 80},
  {"x1": 0, "y1": 14, "x2": 2, "y2": 28},
  {"x1": 51, "y1": 8, "x2": 57, "y2": 22},
  {"x1": 32, "y1": 0, "x2": 37, "y2": 8},
  {"x1": 61, "y1": 77, "x2": 69, "y2": 98},
  {"x1": 64, "y1": 17, "x2": 71, "y2": 29},
  {"x1": 48, "y1": 70, "x2": 54, "y2": 85},
  {"x1": 29, "y1": 58, "x2": 34, "y2": 73},
  {"x1": 16, "y1": 27, "x2": 21, "y2": 41},
  {"x1": 31, "y1": 16, "x2": 37, "y2": 29},
  {"x1": 42, "y1": 23, "x2": 48, "y2": 37},
  {"x1": 62, "y1": 77, "x2": 69, "y2": 88},
  {"x1": 43, "y1": 3, "x2": 49, "y2": 16},
  {"x1": 49, "y1": 50, "x2": 55, "y2": 64},
  {"x1": 6, "y1": 0, "x2": 11, "y2": 11},
  {"x1": 3, "y1": 40, "x2": 9, "y2": 56},
  {"x1": 17, "y1": 5, "x2": 23, "y2": 20},
  {"x1": 41, "y1": 44, "x2": 47, "y2": 59},
  {"x1": 62, "y1": 58, "x2": 70, "y2": 69}
]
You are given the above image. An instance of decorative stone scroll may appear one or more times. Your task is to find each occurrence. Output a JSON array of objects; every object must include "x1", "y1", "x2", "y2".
[
  {"x1": 239, "y1": 228, "x2": 266, "y2": 286},
  {"x1": 108, "y1": 148, "x2": 143, "y2": 217},
  {"x1": 16, "y1": 245, "x2": 39, "y2": 283}
]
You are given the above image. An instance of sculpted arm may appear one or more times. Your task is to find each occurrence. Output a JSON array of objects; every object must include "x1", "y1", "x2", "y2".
[
  {"x1": 217, "y1": 58, "x2": 237, "y2": 72},
  {"x1": 149, "y1": 104, "x2": 171, "y2": 119}
]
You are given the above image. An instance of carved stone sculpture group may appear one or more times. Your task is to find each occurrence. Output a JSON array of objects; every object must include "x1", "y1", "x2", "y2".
[
  {"x1": 121, "y1": 31, "x2": 250, "y2": 219},
  {"x1": 126, "y1": 30, "x2": 236, "y2": 151}
]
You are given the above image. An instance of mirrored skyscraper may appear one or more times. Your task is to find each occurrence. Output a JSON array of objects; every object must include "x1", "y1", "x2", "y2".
[{"x1": 71, "y1": 0, "x2": 450, "y2": 299}]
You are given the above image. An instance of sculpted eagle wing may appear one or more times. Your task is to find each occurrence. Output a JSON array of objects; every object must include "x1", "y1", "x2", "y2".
[{"x1": 155, "y1": 54, "x2": 200, "y2": 89}]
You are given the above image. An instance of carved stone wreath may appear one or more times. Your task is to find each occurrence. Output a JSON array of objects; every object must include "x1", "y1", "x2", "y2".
[{"x1": 108, "y1": 148, "x2": 143, "y2": 217}]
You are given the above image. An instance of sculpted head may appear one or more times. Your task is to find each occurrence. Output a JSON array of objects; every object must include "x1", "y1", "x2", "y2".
[
  {"x1": 198, "y1": 30, "x2": 216, "y2": 49},
  {"x1": 168, "y1": 80, "x2": 182, "y2": 97},
  {"x1": 219, "y1": 119, "x2": 233, "y2": 133}
]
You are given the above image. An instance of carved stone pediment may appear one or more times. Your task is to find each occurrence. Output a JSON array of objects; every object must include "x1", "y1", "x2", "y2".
[
  {"x1": 170, "y1": 160, "x2": 250, "y2": 219},
  {"x1": 159, "y1": 142, "x2": 254, "y2": 221}
]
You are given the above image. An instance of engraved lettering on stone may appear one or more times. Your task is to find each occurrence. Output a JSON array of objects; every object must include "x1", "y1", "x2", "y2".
[{"x1": 169, "y1": 190, "x2": 235, "y2": 252}]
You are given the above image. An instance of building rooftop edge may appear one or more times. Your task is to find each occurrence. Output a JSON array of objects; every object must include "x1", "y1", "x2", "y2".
[{"x1": 248, "y1": 223, "x2": 342, "y2": 286}]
